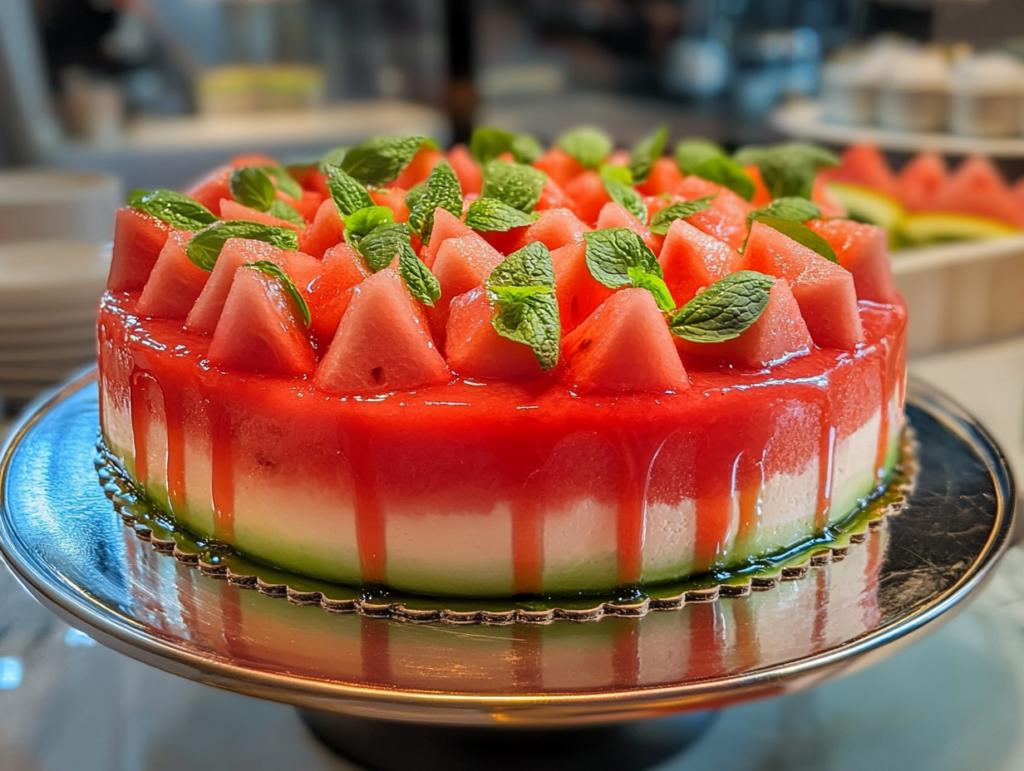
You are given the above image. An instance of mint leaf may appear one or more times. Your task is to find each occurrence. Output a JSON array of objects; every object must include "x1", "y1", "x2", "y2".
[
  {"x1": 243, "y1": 260, "x2": 310, "y2": 326},
  {"x1": 747, "y1": 197, "x2": 821, "y2": 227},
  {"x1": 692, "y1": 156, "x2": 755, "y2": 202},
  {"x1": 319, "y1": 146, "x2": 349, "y2": 169},
  {"x1": 325, "y1": 165, "x2": 375, "y2": 216},
  {"x1": 481, "y1": 160, "x2": 547, "y2": 213},
  {"x1": 268, "y1": 199, "x2": 306, "y2": 227},
  {"x1": 754, "y1": 217, "x2": 837, "y2": 263},
  {"x1": 649, "y1": 196, "x2": 715, "y2": 235},
  {"x1": 674, "y1": 139, "x2": 725, "y2": 175},
  {"x1": 356, "y1": 222, "x2": 411, "y2": 273},
  {"x1": 629, "y1": 125, "x2": 668, "y2": 183},
  {"x1": 669, "y1": 271, "x2": 774, "y2": 343},
  {"x1": 512, "y1": 133, "x2": 543, "y2": 165},
  {"x1": 464, "y1": 197, "x2": 539, "y2": 232},
  {"x1": 489, "y1": 240, "x2": 555, "y2": 288},
  {"x1": 230, "y1": 166, "x2": 277, "y2": 211},
  {"x1": 734, "y1": 143, "x2": 840, "y2": 200},
  {"x1": 186, "y1": 221, "x2": 298, "y2": 271},
  {"x1": 404, "y1": 181, "x2": 427, "y2": 212},
  {"x1": 486, "y1": 241, "x2": 560, "y2": 370},
  {"x1": 600, "y1": 167, "x2": 647, "y2": 222},
  {"x1": 343, "y1": 206, "x2": 395, "y2": 248},
  {"x1": 341, "y1": 136, "x2": 426, "y2": 186},
  {"x1": 408, "y1": 160, "x2": 463, "y2": 242},
  {"x1": 398, "y1": 241, "x2": 441, "y2": 306},
  {"x1": 556, "y1": 126, "x2": 613, "y2": 169},
  {"x1": 583, "y1": 228, "x2": 675, "y2": 311},
  {"x1": 259, "y1": 164, "x2": 304, "y2": 200},
  {"x1": 128, "y1": 189, "x2": 219, "y2": 231},
  {"x1": 470, "y1": 126, "x2": 515, "y2": 164}
]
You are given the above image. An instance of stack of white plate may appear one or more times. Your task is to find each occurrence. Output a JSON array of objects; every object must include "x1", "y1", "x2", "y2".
[{"x1": 0, "y1": 240, "x2": 110, "y2": 407}]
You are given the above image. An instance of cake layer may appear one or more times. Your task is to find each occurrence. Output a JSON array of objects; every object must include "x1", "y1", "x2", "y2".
[{"x1": 99, "y1": 293, "x2": 906, "y2": 597}]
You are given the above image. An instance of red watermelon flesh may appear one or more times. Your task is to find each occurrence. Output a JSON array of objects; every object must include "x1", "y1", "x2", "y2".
[
  {"x1": 282, "y1": 250, "x2": 321, "y2": 296},
  {"x1": 446, "y1": 287, "x2": 548, "y2": 380},
  {"x1": 208, "y1": 265, "x2": 316, "y2": 378},
  {"x1": 895, "y1": 151, "x2": 947, "y2": 212},
  {"x1": 423, "y1": 207, "x2": 475, "y2": 268},
  {"x1": 658, "y1": 219, "x2": 744, "y2": 306},
  {"x1": 806, "y1": 219, "x2": 898, "y2": 304},
  {"x1": 675, "y1": 277, "x2": 812, "y2": 368},
  {"x1": 523, "y1": 208, "x2": 589, "y2": 251},
  {"x1": 636, "y1": 157, "x2": 684, "y2": 197},
  {"x1": 596, "y1": 202, "x2": 662, "y2": 254},
  {"x1": 447, "y1": 144, "x2": 482, "y2": 196},
  {"x1": 565, "y1": 171, "x2": 612, "y2": 226},
  {"x1": 306, "y1": 242, "x2": 370, "y2": 350},
  {"x1": 370, "y1": 187, "x2": 410, "y2": 223},
  {"x1": 563, "y1": 288, "x2": 689, "y2": 393},
  {"x1": 305, "y1": 170, "x2": 330, "y2": 201},
  {"x1": 108, "y1": 208, "x2": 172, "y2": 291},
  {"x1": 932, "y1": 156, "x2": 1024, "y2": 227},
  {"x1": 219, "y1": 199, "x2": 303, "y2": 232},
  {"x1": 675, "y1": 177, "x2": 753, "y2": 251},
  {"x1": 316, "y1": 268, "x2": 450, "y2": 394},
  {"x1": 551, "y1": 241, "x2": 614, "y2": 334},
  {"x1": 745, "y1": 221, "x2": 863, "y2": 350},
  {"x1": 299, "y1": 198, "x2": 346, "y2": 258},
  {"x1": 185, "y1": 166, "x2": 232, "y2": 216},
  {"x1": 746, "y1": 166, "x2": 772, "y2": 207},
  {"x1": 292, "y1": 189, "x2": 325, "y2": 223},
  {"x1": 478, "y1": 226, "x2": 530, "y2": 256},
  {"x1": 393, "y1": 145, "x2": 444, "y2": 190},
  {"x1": 812, "y1": 178, "x2": 847, "y2": 218},
  {"x1": 534, "y1": 148, "x2": 585, "y2": 188},
  {"x1": 828, "y1": 144, "x2": 898, "y2": 198},
  {"x1": 138, "y1": 231, "x2": 209, "y2": 319},
  {"x1": 535, "y1": 179, "x2": 573, "y2": 211},
  {"x1": 429, "y1": 233, "x2": 505, "y2": 341},
  {"x1": 644, "y1": 195, "x2": 673, "y2": 220},
  {"x1": 229, "y1": 153, "x2": 279, "y2": 168}
]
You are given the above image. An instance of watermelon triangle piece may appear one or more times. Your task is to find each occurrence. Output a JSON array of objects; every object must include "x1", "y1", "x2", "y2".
[
  {"x1": 208, "y1": 265, "x2": 316, "y2": 377},
  {"x1": 745, "y1": 166, "x2": 772, "y2": 207},
  {"x1": 745, "y1": 221, "x2": 864, "y2": 350},
  {"x1": 423, "y1": 208, "x2": 474, "y2": 268},
  {"x1": 523, "y1": 208, "x2": 590, "y2": 252},
  {"x1": 895, "y1": 151, "x2": 947, "y2": 212},
  {"x1": 552, "y1": 241, "x2": 615, "y2": 335},
  {"x1": 932, "y1": 156, "x2": 1024, "y2": 227},
  {"x1": 563, "y1": 288, "x2": 689, "y2": 393},
  {"x1": 447, "y1": 144, "x2": 482, "y2": 197},
  {"x1": 658, "y1": 219, "x2": 744, "y2": 306},
  {"x1": 675, "y1": 277, "x2": 812, "y2": 368},
  {"x1": 184, "y1": 166, "x2": 232, "y2": 216},
  {"x1": 307, "y1": 242, "x2": 370, "y2": 350},
  {"x1": 429, "y1": 233, "x2": 504, "y2": 342},
  {"x1": 137, "y1": 231, "x2": 210, "y2": 319},
  {"x1": 674, "y1": 177, "x2": 753, "y2": 251},
  {"x1": 828, "y1": 144, "x2": 899, "y2": 198},
  {"x1": 636, "y1": 157, "x2": 684, "y2": 197},
  {"x1": 596, "y1": 202, "x2": 662, "y2": 254},
  {"x1": 290, "y1": 189, "x2": 324, "y2": 222},
  {"x1": 535, "y1": 179, "x2": 574, "y2": 211},
  {"x1": 564, "y1": 171, "x2": 612, "y2": 226},
  {"x1": 534, "y1": 147, "x2": 586, "y2": 188},
  {"x1": 220, "y1": 199, "x2": 303, "y2": 232},
  {"x1": 806, "y1": 219, "x2": 898, "y2": 304},
  {"x1": 394, "y1": 145, "x2": 444, "y2": 190},
  {"x1": 316, "y1": 268, "x2": 451, "y2": 394},
  {"x1": 370, "y1": 187, "x2": 410, "y2": 223},
  {"x1": 108, "y1": 208, "x2": 173, "y2": 291},
  {"x1": 446, "y1": 287, "x2": 548, "y2": 379},
  {"x1": 298, "y1": 198, "x2": 345, "y2": 258}
]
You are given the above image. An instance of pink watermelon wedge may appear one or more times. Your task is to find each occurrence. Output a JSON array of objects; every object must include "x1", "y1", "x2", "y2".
[
  {"x1": 370, "y1": 187, "x2": 410, "y2": 223},
  {"x1": 107, "y1": 208, "x2": 172, "y2": 291},
  {"x1": 429, "y1": 233, "x2": 505, "y2": 341},
  {"x1": 423, "y1": 208, "x2": 475, "y2": 268},
  {"x1": 522, "y1": 208, "x2": 589, "y2": 251},
  {"x1": 291, "y1": 189, "x2": 325, "y2": 223},
  {"x1": 564, "y1": 171, "x2": 612, "y2": 226},
  {"x1": 674, "y1": 176, "x2": 753, "y2": 251},
  {"x1": 306, "y1": 242, "x2": 371, "y2": 350},
  {"x1": 535, "y1": 179, "x2": 574, "y2": 212},
  {"x1": 219, "y1": 199, "x2": 303, "y2": 232},
  {"x1": 551, "y1": 241, "x2": 614, "y2": 334},
  {"x1": 675, "y1": 277, "x2": 812, "y2": 368},
  {"x1": 446, "y1": 287, "x2": 548, "y2": 379},
  {"x1": 932, "y1": 156, "x2": 1024, "y2": 227},
  {"x1": 447, "y1": 144, "x2": 482, "y2": 196},
  {"x1": 393, "y1": 145, "x2": 444, "y2": 191},
  {"x1": 658, "y1": 219, "x2": 744, "y2": 306},
  {"x1": 534, "y1": 147, "x2": 585, "y2": 188},
  {"x1": 827, "y1": 144, "x2": 899, "y2": 198},
  {"x1": 316, "y1": 268, "x2": 451, "y2": 394},
  {"x1": 636, "y1": 157, "x2": 684, "y2": 197},
  {"x1": 298, "y1": 198, "x2": 346, "y2": 258},
  {"x1": 895, "y1": 151, "x2": 947, "y2": 212},
  {"x1": 137, "y1": 231, "x2": 209, "y2": 319},
  {"x1": 806, "y1": 219, "x2": 898, "y2": 304},
  {"x1": 184, "y1": 166, "x2": 232, "y2": 216},
  {"x1": 745, "y1": 221, "x2": 863, "y2": 350},
  {"x1": 208, "y1": 264, "x2": 316, "y2": 377},
  {"x1": 563, "y1": 288, "x2": 688, "y2": 393},
  {"x1": 596, "y1": 202, "x2": 661, "y2": 254}
]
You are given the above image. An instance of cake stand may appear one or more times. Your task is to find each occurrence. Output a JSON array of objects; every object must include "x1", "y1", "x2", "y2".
[{"x1": 0, "y1": 370, "x2": 1015, "y2": 771}]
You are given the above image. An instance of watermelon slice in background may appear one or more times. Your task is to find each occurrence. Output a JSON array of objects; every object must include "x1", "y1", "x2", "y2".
[
  {"x1": 563, "y1": 288, "x2": 689, "y2": 393},
  {"x1": 478, "y1": 226, "x2": 531, "y2": 256},
  {"x1": 551, "y1": 241, "x2": 614, "y2": 334},
  {"x1": 429, "y1": 232, "x2": 505, "y2": 343},
  {"x1": 658, "y1": 219, "x2": 744, "y2": 306},
  {"x1": 895, "y1": 151, "x2": 947, "y2": 212},
  {"x1": 676, "y1": 278, "x2": 812, "y2": 369},
  {"x1": 636, "y1": 157, "x2": 684, "y2": 197},
  {"x1": 807, "y1": 219, "x2": 899, "y2": 304},
  {"x1": 534, "y1": 147, "x2": 585, "y2": 188},
  {"x1": 208, "y1": 265, "x2": 316, "y2": 377},
  {"x1": 675, "y1": 176, "x2": 753, "y2": 251},
  {"x1": 291, "y1": 189, "x2": 325, "y2": 223},
  {"x1": 746, "y1": 166, "x2": 772, "y2": 207},
  {"x1": 184, "y1": 166, "x2": 233, "y2": 216},
  {"x1": 422, "y1": 208, "x2": 475, "y2": 268},
  {"x1": 306, "y1": 242, "x2": 370, "y2": 350},
  {"x1": 932, "y1": 156, "x2": 1024, "y2": 228},
  {"x1": 299, "y1": 198, "x2": 346, "y2": 258},
  {"x1": 535, "y1": 179, "x2": 574, "y2": 211},
  {"x1": 219, "y1": 199, "x2": 303, "y2": 232},
  {"x1": 745, "y1": 221, "x2": 864, "y2": 350},
  {"x1": 596, "y1": 202, "x2": 662, "y2": 254},
  {"x1": 316, "y1": 268, "x2": 451, "y2": 394},
  {"x1": 522, "y1": 208, "x2": 589, "y2": 252},
  {"x1": 812, "y1": 178, "x2": 847, "y2": 218},
  {"x1": 370, "y1": 187, "x2": 411, "y2": 223},
  {"x1": 137, "y1": 231, "x2": 209, "y2": 319},
  {"x1": 107, "y1": 208, "x2": 172, "y2": 291},
  {"x1": 447, "y1": 144, "x2": 483, "y2": 196},
  {"x1": 393, "y1": 144, "x2": 444, "y2": 190},
  {"x1": 229, "y1": 153, "x2": 279, "y2": 168},
  {"x1": 826, "y1": 144, "x2": 899, "y2": 198},
  {"x1": 446, "y1": 287, "x2": 548, "y2": 379},
  {"x1": 564, "y1": 171, "x2": 612, "y2": 225}
]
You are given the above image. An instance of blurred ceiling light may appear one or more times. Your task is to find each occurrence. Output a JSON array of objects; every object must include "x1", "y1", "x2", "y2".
[{"x1": 0, "y1": 657, "x2": 22, "y2": 691}]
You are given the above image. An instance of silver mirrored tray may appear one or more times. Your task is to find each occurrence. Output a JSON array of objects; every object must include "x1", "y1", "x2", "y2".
[{"x1": 0, "y1": 370, "x2": 1015, "y2": 771}]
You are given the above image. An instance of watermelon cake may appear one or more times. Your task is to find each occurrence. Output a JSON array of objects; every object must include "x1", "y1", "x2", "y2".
[{"x1": 97, "y1": 128, "x2": 907, "y2": 598}]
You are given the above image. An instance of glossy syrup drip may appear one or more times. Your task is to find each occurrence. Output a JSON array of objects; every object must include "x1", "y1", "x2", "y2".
[
  {"x1": 349, "y1": 428, "x2": 387, "y2": 584},
  {"x1": 210, "y1": 407, "x2": 235, "y2": 543},
  {"x1": 511, "y1": 497, "x2": 543, "y2": 595},
  {"x1": 815, "y1": 399, "x2": 837, "y2": 532},
  {"x1": 616, "y1": 441, "x2": 648, "y2": 586},
  {"x1": 735, "y1": 450, "x2": 766, "y2": 556},
  {"x1": 129, "y1": 370, "x2": 151, "y2": 486},
  {"x1": 163, "y1": 388, "x2": 186, "y2": 515}
]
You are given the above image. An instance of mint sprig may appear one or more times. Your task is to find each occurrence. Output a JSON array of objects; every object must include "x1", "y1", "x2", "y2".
[
  {"x1": 583, "y1": 228, "x2": 675, "y2": 312},
  {"x1": 674, "y1": 139, "x2": 727, "y2": 175},
  {"x1": 511, "y1": 133, "x2": 543, "y2": 165},
  {"x1": 746, "y1": 197, "x2": 821, "y2": 226},
  {"x1": 733, "y1": 143, "x2": 839, "y2": 200},
  {"x1": 127, "y1": 189, "x2": 219, "y2": 231},
  {"x1": 629, "y1": 125, "x2": 668, "y2": 184},
  {"x1": 404, "y1": 181, "x2": 427, "y2": 212},
  {"x1": 325, "y1": 165, "x2": 375, "y2": 217},
  {"x1": 343, "y1": 205, "x2": 395, "y2": 249},
  {"x1": 600, "y1": 166, "x2": 647, "y2": 222},
  {"x1": 649, "y1": 195, "x2": 715, "y2": 235},
  {"x1": 470, "y1": 127, "x2": 515, "y2": 165},
  {"x1": 258, "y1": 164, "x2": 304, "y2": 200},
  {"x1": 356, "y1": 222, "x2": 412, "y2": 273},
  {"x1": 481, "y1": 160, "x2": 547, "y2": 213},
  {"x1": 486, "y1": 241, "x2": 560, "y2": 370},
  {"x1": 691, "y1": 156, "x2": 755, "y2": 202},
  {"x1": 267, "y1": 199, "x2": 305, "y2": 227},
  {"x1": 341, "y1": 136, "x2": 426, "y2": 187},
  {"x1": 556, "y1": 126, "x2": 613, "y2": 170},
  {"x1": 753, "y1": 217, "x2": 837, "y2": 263},
  {"x1": 398, "y1": 241, "x2": 441, "y2": 306},
  {"x1": 230, "y1": 166, "x2": 277, "y2": 211},
  {"x1": 186, "y1": 221, "x2": 298, "y2": 271},
  {"x1": 409, "y1": 160, "x2": 463, "y2": 242},
  {"x1": 464, "y1": 197, "x2": 539, "y2": 232},
  {"x1": 319, "y1": 146, "x2": 349, "y2": 169},
  {"x1": 243, "y1": 260, "x2": 311, "y2": 326},
  {"x1": 669, "y1": 271, "x2": 775, "y2": 343}
]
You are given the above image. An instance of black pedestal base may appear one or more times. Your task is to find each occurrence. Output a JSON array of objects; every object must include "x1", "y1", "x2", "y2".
[{"x1": 299, "y1": 709, "x2": 717, "y2": 771}]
